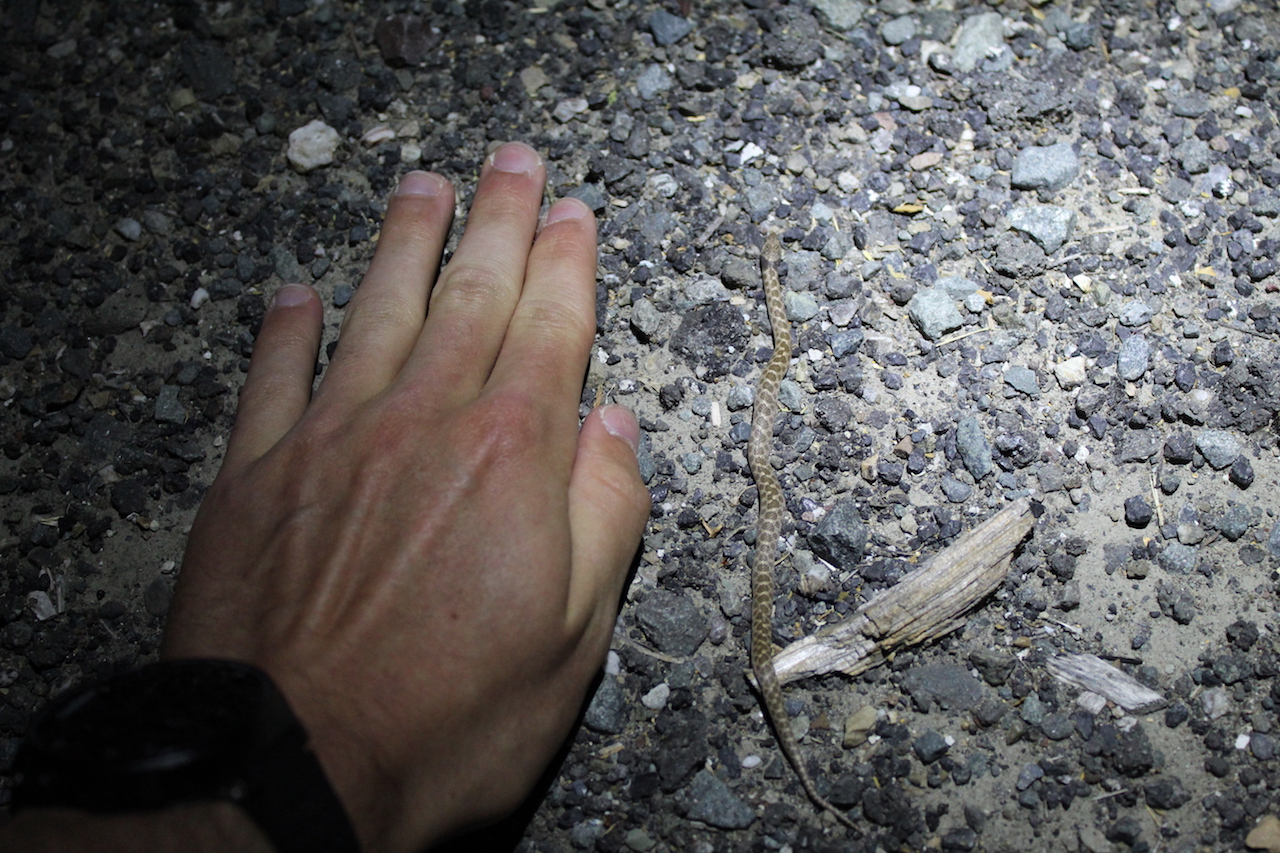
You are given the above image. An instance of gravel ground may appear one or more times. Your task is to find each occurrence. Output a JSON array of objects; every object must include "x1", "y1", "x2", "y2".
[{"x1": 3, "y1": 0, "x2": 1280, "y2": 851}]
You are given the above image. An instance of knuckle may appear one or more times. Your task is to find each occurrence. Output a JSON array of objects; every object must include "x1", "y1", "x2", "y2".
[{"x1": 434, "y1": 261, "x2": 510, "y2": 312}]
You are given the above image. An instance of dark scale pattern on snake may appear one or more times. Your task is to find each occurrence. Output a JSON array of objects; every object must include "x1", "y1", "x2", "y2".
[{"x1": 749, "y1": 234, "x2": 857, "y2": 830}]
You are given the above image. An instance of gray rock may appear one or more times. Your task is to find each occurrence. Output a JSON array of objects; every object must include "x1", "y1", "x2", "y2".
[
  {"x1": 154, "y1": 385, "x2": 187, "y2": 425},
  {"x1": 903, "y1": 664, "x2": 984, "y2": 711},
  {"x1": 1157, "y1": 573, "x2": 1192, "y2": 622},
  {"x1": 1118, "y1": 300, "x2": 1154, "y2": 327},
  {"x1": 913, "y1": 730, "x2": 950, "y2": 763},
  {"x1": 809, "y1": 0, "x2": 867, "y2": 30},
  {"x1": 1003, "y1": 365, "x2": 1040, "y2": 396},
  {"x1": 84, "y1": 293, "x2": 147, "y2": 337},
  {"x1": 0, "y1": 325, "x2": 34, "y2": 359},
  {"x1": 1144, "y1": 776, "x2": 1191, "y2": 810},
  {"x1": 636, "y1": 64, "x2": 673, "y2": 100},
  {"x1": 143, "y1": 577, "x2": 172, "y2": 617},
  {"x1": 882, "y1": 15, "x2": 917, "y2": 45},
  {"x1": 937, "y1": 276, "x2": 980, "y2": 298},
  {"x1": 941, "y1": 476, "x2": 973, "y2": 502},
  {"x1": 1170, "y1": 94, "x2": 1209, "y2": 118},
  {"x1": 1176, "y1": 138, "x2": 1212, "y2": 174},
  {"x1": 1159, "y1": 542, "x2": 1198, "y2": 574},
  {"x1": 685, "y1": 278, "x2": 729, "y2": 305},
  {"x1": 649, "y1": 10, "x2": 692, "y2": 46},
  {"x1": 1217, "y1": 505, "x2": 1251, "y2": 541},
  {"x1": 114, "y1": 217, "x2": 143, "y2": 241},
  {"x1": 1016, "y1": 763, "x2": 1043, "y2": 791},
  {"x1": 952, "y1": 12, "x2": 1004, "y2": 73},
  {"x1": 1117, "y1": 334, "x2": 1150, "y2": 380},
  {"x1": 1195, "y1": 429, "x2": 1241, "y2": 469},
  {"x1": 760, "y1": 6, "x2": 822, "y2": 69},
  {"x1": 969, "y1": 650, "x2": 1015, "y2": 685},
  {"x1": 809, "y1": 497, "x2": 868, "y2": 569},
  {"x1": 583, "y1": 676, "x2": 628, "y2": 734},
  {"x1": 1268, "y1": 521, "x2": 1280, "y2": 557},
  {"x1": 1041, "y1": 712, "x2": 1074, "y2": 740},
  {"x1": 1007, "y1": 206, "x2": 1076, "y2": 253},
  {"x1": 635, "y1": 590, "x2": 708, "y2": 656},
  {"x1": 630, "y1": 298, "x2": 662, "y2": 341},
  {"x1": 829, "y1": 328, "x2": 864, "y2": 358},
  {"x1": 784, "y1": 291, "x2": 820, "y2": 323},
  {"x1": 685, "y1": 769, "x2": 755, "y2": 829},
  {"x1": 1010, "y1": 143, "x2": 1078, "y2": 193},
  {"x1": 1063, "y1": 21, "x2": 1096, "y2": 50},
  {"x1": 955, "y1": 417, "x2": 993, "y2": 480},
  {"x1": 1019, "y1": 692, "x2": 1045, "y2": 725},
  {"x1": 907, "y1": 287, "x2": 963, "y2": 341}
]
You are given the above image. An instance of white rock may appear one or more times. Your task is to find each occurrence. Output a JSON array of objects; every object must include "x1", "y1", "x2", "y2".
[
  {"x1": 641, "y1": 682, "x2": 671, "y2": 710},
  {"x1": 190, "y1": 287, "x2": 210, "y2": 309},
  {"x1": 1054, "y1": 356, "x2": 1088, "y2": 388},
  {"x1": 287, "y1": 120, "x2": 341, "y2": 173}
]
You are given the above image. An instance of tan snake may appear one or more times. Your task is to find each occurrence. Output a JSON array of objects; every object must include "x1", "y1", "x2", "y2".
[{"x1": 750, "y1": 234, "x2": 856, "y2": 830}]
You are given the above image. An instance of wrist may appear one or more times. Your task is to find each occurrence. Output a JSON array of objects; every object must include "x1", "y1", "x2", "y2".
[{"x1": 1, "y1": 802, "x2": 274, "y2": 853}]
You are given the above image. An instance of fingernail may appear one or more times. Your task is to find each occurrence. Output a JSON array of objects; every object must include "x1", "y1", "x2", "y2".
[
  {"x1": 543, "y1": 197, "x2": 590, "y2": 226},
  {"x1": 272, "y1": 284, "x2": 313, "y2": 308},
  {"x1": 395, "y1": 170, "x2": 446, "y2": 197},
  {"x1": 599, "y1": 405, "x2": 641, "y2": 455},
  {"x1": 489, "y1": 141, "x2": 542, "y2": 175}
]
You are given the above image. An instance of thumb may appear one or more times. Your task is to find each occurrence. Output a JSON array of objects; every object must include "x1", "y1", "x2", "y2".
[{"x1": 566, "y1": 405, "x2": 650, "y2": 629}]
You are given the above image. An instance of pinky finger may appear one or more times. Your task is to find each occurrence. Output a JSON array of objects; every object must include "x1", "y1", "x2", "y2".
[{"x1": 222, "y1": 284, "x2": 324, "y2": 472}]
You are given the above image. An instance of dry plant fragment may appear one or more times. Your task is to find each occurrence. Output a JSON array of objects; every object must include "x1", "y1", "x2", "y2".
[
  {"x1": 1046, "y1": 653, "x2": 1166, "y2": 714},
  {"x1": 772, "y1": 498, "x2": 1035, "y2": 685}
]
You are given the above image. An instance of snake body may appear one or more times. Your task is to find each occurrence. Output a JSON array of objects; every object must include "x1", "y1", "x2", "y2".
[{"x1": 750, "y1": 235, "x2": 856, "y2": 830}]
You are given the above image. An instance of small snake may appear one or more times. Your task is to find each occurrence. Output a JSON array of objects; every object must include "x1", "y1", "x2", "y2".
[{"x1": 750, "y1": 234, "x2": 856, "y2": 830}]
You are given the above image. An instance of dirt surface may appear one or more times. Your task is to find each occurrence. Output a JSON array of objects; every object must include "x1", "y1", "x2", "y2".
[{"x1": 3, "y1": 0, "x2": 1280, "y2": 851}]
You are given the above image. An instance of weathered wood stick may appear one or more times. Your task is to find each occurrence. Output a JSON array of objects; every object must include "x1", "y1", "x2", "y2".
[
  {"x1": 772, "y1": 498, "x2": 1035, "y2": 685},
  {"x1": 1046, "y1": 653, "x2": 1166, "y2": 713}
]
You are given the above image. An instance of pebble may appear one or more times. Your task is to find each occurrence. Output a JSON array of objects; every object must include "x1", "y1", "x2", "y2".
[
  {"x1": 1247, "y1": 815, "x2": 1280, "y2": 852},
  {"x1": 634, "y1": 590, "x2": 708, "y2": 656},
  {"x1": 1230, "y1": 456, "x2": 1255, "y2": 488},
  {"x1": 907, "y1": 287, "x2": 964, "y2": 341},
  {"x1": 955, "y1": 417, "x2": 993, "y2": 480},
  {"x1": 1118, "y1": 301, "x2": 1154, "y2": 327},
  {"x1": 636, "y1": 65, "x2": 673, "y2": 100},
  {"x1": 1010, "y1": 143, "x2": 1079, "y2": 193},
  {"x1": 941, "y1": 475, "x2": 973, "y2": 502},
  {"x1": 913, "y1": 730, "x2": 950, "y2": 763},
  {"x1": 809, "y1": 497, "x2": 868, "y2": 569},
  {"x1": 641, "y1": 682, "x2": 671, "y2": 710},
  {"x1": 583, "y1": 676, "x2": 628, "y2": 734},
  {"x1": 902, "y1": 664, "x2": 984, "y2": 711},
  {"x1": 1124, "y1": 496, "x2": 1153, "y2": 527},
  {"x1": 114, "y1": 217, "x2": 142, "y2": 241},
  {"x1": 287, "y1": 120, "x2": 341, "y2": 172},
  {"x1": 1007, "y1": 206, "x2": 1076, "y2": 253},
  {"x1": 1195, "y1": 429, "x2": 1241, "y2": 469},
  {"x1": 373, "y1": 14, "x2": 437, "y2": 67},
  {"x1": 1053, "y1": 356, "x2": 1088, "y2": 388},
  {"x1": 1158, "y1": 542, "x2": 1197, "y2": 574},
  {"x1": 784, "y1": 291, "x2": 820, "y2": 323},
  {"x1": 1268, "y1": 521, "x2": 1280, "y2": 558},
  {"x1": 154, "y1": 385, "x2": 187, "y2": 425},
  {"x1": 1003, "y1": 365, "x2": 1040, "y2": 396},
  {"x1": 630, "y1": 298, "x2": 662, "y2": 341},
  {"x1": 649, "y1": 10, "x2": 692, "y2": 46},
  {"x1": 951, "y1": 12, "x2": 1004, "y2": 73},
  {"x1": 685, "y1": 769, "x2": 755, "y2": 829},
  {"x1": 1117, "y1": 334, "x2": 1150, "y2": 380},
  {"x1": 843, "y1": 705, "x2": 878, "y2": 747},
  {"x1": 882, "y1": 16, "x2": 917, "y2": 45}
]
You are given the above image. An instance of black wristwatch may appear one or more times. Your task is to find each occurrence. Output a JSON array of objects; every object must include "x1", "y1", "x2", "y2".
[{"x1": 12, "y1": 659, "x2": 361, "y2": 853}]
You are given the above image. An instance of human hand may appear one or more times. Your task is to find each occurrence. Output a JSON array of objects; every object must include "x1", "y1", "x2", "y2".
[{"x1": 161, "y1": 142, "x2": 650, "y2": 852}]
